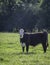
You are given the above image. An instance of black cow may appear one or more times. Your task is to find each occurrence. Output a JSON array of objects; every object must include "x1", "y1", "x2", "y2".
[{"x1": 20, "y1": 31, "x2": 48, "y2": 53}]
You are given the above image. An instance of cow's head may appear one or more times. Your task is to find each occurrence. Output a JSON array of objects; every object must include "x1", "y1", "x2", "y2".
[{"x1": 19, "y1": 28, "x2": 24, "y2": 38}]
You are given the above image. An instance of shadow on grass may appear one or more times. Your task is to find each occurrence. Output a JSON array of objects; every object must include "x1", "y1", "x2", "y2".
[
  {"x1": 14, "y1": 52, "x2": 36, "y2": 55},
  {"x1": 0, "y1": 57, "x2": 9, "y2": 62},
  {"x1": 0, "y1": 57, "x2": 4, "y2": 61}
]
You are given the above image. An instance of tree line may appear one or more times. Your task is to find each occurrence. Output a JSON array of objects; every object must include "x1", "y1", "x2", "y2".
[{"x1": 0, "y1": 0, "x2": 50, "y2": 32}]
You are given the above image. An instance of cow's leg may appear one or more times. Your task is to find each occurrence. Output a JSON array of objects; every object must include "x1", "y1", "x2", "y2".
[
  {"x1": 21, "y1": 43, "x2": 25, "y2": 52},
  {"x1": 46, "y1": 42, "x2": 49, "y2": 47},
  {"x1": 46, "y1": 42, "x2": 49, "y2": 50},
  {"x1": 26, "y1": 45, "x2": 29, "y2": 53},
  {"x1": 42, "y1": 43, "x2": 47, "y2": 53},
  {"x1": 22, "y1": 47, "x2": 25, "y2": 52}
]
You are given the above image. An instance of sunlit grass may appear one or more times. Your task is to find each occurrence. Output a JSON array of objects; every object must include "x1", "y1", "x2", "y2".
[{"x1": 0, "y1": 32, "x2": 50, "y2": 65}]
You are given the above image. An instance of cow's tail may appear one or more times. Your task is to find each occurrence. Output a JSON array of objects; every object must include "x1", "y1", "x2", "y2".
[
  {"x1": 46, "y1": 31, "x2": 49, "y2": 47},
  {"x1": 43, "y1": 31, "x2": 49, "y2": 47},
  {"x1": 47, "y1": 32, "x2": 49, "y2": 47}
]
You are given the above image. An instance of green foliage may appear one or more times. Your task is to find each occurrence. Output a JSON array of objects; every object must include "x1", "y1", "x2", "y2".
[
  {"x1": 0, "y1": 0, "x2": 44, "y2": 16},
  {"x1": 0, "y1": 0, "x2": 50, "y2": 31},
  {"x1": 0, "y1": 0, "x2": 16, "y2": 16},
  {"x1": 0, "y1": 32, "x2": 50, "y2": 65}
]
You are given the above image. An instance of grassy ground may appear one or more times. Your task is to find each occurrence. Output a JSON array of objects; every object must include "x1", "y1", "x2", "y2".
[{"x1": 0, "y1": 32, "x2": 50, "y2": 65}]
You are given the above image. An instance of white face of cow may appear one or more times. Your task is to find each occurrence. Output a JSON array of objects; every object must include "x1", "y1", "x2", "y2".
[
  {"x1": 19, "y1": 29, "x2": 24, "y2": 38},
  {"x1": 19, "y1": 29, "x2": 25, "y2": 47}
]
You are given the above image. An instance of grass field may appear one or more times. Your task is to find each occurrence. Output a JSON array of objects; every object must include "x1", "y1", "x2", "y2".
[{"x1": 0, "y1": 32, "x2": 50, "y2": 65}]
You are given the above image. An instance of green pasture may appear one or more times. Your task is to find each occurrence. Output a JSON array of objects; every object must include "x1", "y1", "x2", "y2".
[{"x1": 0, "y1": 32, "x2": 50, "y2": 65}]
